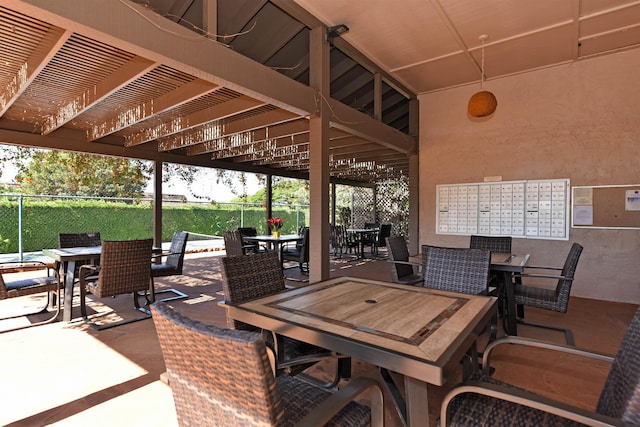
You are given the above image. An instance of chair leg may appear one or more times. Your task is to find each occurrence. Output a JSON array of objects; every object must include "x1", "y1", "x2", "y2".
[
  {"x1": 81, "y1": 288, "x2": 152, "y2": 330},
  {"x1": 0, "y1": 291, "x2": 61, "y2": 333},
  {"x1": 154, "y1": 288, "x2": 188, "y2": 302},
  {"x1": 150, "y1": 278, "x2": 188, "y2": 302},
  {"x1": 516, "y1": 318, "x2": 575, "y2": 345},
  {"x1": 295, "y1": 355, "x2": 352, "y2": 390}
]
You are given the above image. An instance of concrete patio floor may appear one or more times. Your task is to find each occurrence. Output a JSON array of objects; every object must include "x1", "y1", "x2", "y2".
[{"x1": 1, "y1": 249, "x2": 637, "y2": 426}]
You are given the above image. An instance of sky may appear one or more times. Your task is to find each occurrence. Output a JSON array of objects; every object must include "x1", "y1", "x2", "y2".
[
  {"x1": 156, "y1": 168, "x2": 262, "y2": 202},
  {"x1": 0, "y1": 160, "x2": 261, "y2": 203}
]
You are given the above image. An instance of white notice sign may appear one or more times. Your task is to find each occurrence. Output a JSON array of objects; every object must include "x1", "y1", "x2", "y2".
[{"x1": 626, "y1": 190, "x2": 640, "y2": 211}]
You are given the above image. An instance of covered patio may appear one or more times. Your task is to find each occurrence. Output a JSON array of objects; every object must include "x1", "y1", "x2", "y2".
[
  {"x1": 1, "y1": 1, "x2": 639, "y2": 425},
  {"x1": 0, "y1": 0, "x2": 418, "y2": 284},
  {"x1": 1, "y1": 250, "x2": 636, "y2": 426}
]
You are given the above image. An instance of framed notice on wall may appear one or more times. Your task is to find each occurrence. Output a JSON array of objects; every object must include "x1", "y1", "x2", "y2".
[
  {"x1": 436, "y1": 178, "x2": 570, "y2": 240},
  {"x1": 571, "y1": 184, "x2": 640, "y2": 229}
]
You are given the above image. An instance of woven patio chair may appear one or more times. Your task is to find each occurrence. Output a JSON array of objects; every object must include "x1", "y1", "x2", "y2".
[
  {"x1": 469, "y1": 234, "x2": 513, "y2": 310},
  {"x1": 469, "y1": 235, "x2": 512, "y2": 253},
  {"x1": 0, "y1": 261, "x2": 61, "y2": 332},
  {"x1": 441, "y1": 306, "x2": 640, "y2": 426},
  {"x1": 512, "y1": 242, "x2": 583, "y2": 345},
  {"x1": 367, "y1": 223, "x2": 391, "y2": 256},
  {"x1": 79, "y1": 239, "x2": 154, "y2": 330},
  {"x1": 151, "y1": 301, "x2": 384, "y2": 427},
  {"x1": 223, "y1": 230, "x2": 252, "y2": 256},
  {"x1": 150, "y1": 231, "x2": 189, "y2": 302},
  {"x1": 329, "y1": 225, "x2": 358, "y2": 258},
  {"x1": 58, "y1": 231, "x2": 102, "y2": 249},
  {"x1": 237, "y1": 226, "x2": 265, "y2": 253},
  {"x1": 330, "y1": 224, "x2": 344, "y2": 257},
  {"x1": 57, "y1": 231, "x2": 102, "y2": 281},
  {"x1": 386, "y1": 235, "x2": 422, "y2": 285},
  {"x1": 359, "y1": 223, "x2": 380, "y2": 255},
  {"x1": 221, "y1": 251, "x2": 349, "y2": 388},
  {"x1": 420, "y1": 245, "x2": 495, "y2": 377},
  {"x1": 281, "y1": 226, "x2": 309, "y2": 273},
  {"x1": 421, "y1": 245, "x2": 491, "y2": 295}
]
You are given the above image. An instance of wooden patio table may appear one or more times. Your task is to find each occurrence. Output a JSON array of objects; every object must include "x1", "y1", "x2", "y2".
[{"x1": 224, "y1": 276, "x2": 497, "y2": 426}]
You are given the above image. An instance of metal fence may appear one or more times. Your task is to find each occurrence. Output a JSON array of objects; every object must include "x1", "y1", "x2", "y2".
[
  {"x1": 0, "y1": 193, "x2": 309, "y2": 259},
  {"x1": 0, "y1": 184, "x2": 409, "y2": 259}
]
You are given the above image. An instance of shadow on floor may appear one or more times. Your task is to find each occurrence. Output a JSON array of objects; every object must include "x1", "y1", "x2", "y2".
[{"x1": 1, "y1": 250, "x2": 637, "y2": 426}]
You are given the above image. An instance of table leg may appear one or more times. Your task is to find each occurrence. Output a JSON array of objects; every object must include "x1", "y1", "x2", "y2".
[
  {"x1": 380, "y1": 368, "x2": 430, "y2": 427},
  {"x1": 62, "y1": 260, "x2": 76, "y2": 322},
  {"x1": 405, "y1": 376, "x2": 430, "y2": 427},
  {"x1": 503, "y1": 271, "x2": 517, "y2": 336}
]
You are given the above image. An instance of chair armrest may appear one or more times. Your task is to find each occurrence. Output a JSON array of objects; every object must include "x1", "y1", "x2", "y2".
[
  {"x1": 522, "y1": 265, "x2": 563, "y2": 271},
  {"x1": 441, "y1": 380, "x2": 623, "y2": 427},
  {"x1": 387, "y1": 259, "x2": 422, "y2": 271},
  {"x1": 482, "y1": 335, "x2": 614, "y2": 373},
  {"x1": 294, "y1": 376, "x2": 385, "y2": 427},
  {"x1": 0, "y1": 260, "x2": 59, "y2": 280},
  {"x1": 78, "y1": 264, "x2": 101, "y2": 284},
  {"x1": 515, "y1": 272, "x2": 571, "y2": 281},
  {"x1": 152, "y1": 250, "x2": 180, "y2": 260}
]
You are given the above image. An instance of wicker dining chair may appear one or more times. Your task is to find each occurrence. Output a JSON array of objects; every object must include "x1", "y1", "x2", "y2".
[
  {"x1": 281, "y1": 227, "x2": 309, "y2": 273},
  {"x1": 421, "y1": 245, "x2": 491, "y2": 295},
  {"x1": 420, "y1": 245, "x2": 495, "y2": 377},
  {"x1": 386, "y1": 235, "x2": 422, "y2": 285},
  {"x1": 469, "y1": 235, "x2": 512, "y2": 253},
  {"x1": 368, "y1": 223, "x2": 392, "y2": 256},
  {"x1": 57, "y1": 231, "x2": 102, "y2": 281},
  {"x1": 79, "y1": 239, "x2": 154, "y2": 330},
  {"x1": 469, "y1": 234, "x2": 513, "y2": 311},
  {"x1": 237, "y1": 226, "x2": 265, "y2": 253},
  {"x1": 223, "y1": 230, "x2": 252, "y2": 256},
  {"x1": 441, "y1": 306, "x2": 640, "y2": 426},
  {"x1": 151, "y1": 301, "x2": 384, "y2": 427},
  {"x1": 512, "y1": 242, "x2": 583, "y2": 345},
  {"x1": 0, "y1": 261, "x2": 62, "y2": 333},
  {"x1": 150, "y1": 231, "x2": 189, "y2": 302},
  {"x1": 221, "y1": 250, "x2": 348, "y2": 387}
]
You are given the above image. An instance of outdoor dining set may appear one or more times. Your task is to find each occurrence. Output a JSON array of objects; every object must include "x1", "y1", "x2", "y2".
[
  {"x1": 0, "y1": 231, "x2": 190, "y2": 330},
  {"x1": 1, "y1": 228, "x2": 638, "y2": 427}
]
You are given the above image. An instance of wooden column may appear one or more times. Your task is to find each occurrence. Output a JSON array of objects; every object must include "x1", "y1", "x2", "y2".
[
  {"x1": 308, "y1": 26, "x2": 331, "y2": 282},
  {"x1": 266, "y1": 174, "x2": 273, "y2": 231},
  {"x1": 408, "y1": 97, "x2": 420, "y2": 255},
  {"x1": 153, "y1": 160, "x2": 163, "y2": 249}
]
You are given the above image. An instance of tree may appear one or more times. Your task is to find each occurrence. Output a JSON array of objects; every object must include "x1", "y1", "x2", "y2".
[
  {"x1": 214, "y1": 169, "x2": 251, "y2": 201},
  {"x1": 14, "y1": 150, "x2": 149, "y2": 198},
  {"x1": 240, "y1": 178, "x2": 309, "y2": 205}
]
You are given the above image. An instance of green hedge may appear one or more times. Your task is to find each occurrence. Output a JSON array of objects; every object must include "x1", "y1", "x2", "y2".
[{"x1": 0, "y1": 198, "x2": 308, "y2": 253}]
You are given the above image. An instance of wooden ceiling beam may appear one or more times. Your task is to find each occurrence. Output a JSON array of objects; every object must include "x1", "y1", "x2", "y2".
[
  {"x1": 124, "y1": 95, "x2": 266, "y2": 146},
  {"x1": 43, "y1": 55, "x2": 157, "y2": 135},
  {"x1": 1, "y1": 26, "x2": 71, "y2": 117},
  {"x1": 185, "y1": 117, "x2": 309, "y2": 155},
  {"x1": 213, "y1": 134, "x2": 310, "y2": 161},
  {"x1": 158, "y1": 108, "x2": 300, "y2": 151},
  {"x1": 89, "y1": 77, "x2": 219, "y2": 140}
]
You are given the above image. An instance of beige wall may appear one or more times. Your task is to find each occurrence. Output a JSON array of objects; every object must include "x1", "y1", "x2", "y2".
[{"x1": 418, "y1": 48, "x2": 640, "y2": 304}]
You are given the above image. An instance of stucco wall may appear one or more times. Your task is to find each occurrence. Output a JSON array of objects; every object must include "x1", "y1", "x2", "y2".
[{"x1": 418, "y1": 48, "x2": 640, "y2": 304}]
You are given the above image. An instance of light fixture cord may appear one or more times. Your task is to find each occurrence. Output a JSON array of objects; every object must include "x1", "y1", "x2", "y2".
[{"x1": 480, "y1": 38, "x2": 486, "y2": 91}]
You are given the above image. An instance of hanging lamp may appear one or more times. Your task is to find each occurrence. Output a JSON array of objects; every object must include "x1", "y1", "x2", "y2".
[{"x1": 468, "y1": 34, "x2": 497, "y2": 117}]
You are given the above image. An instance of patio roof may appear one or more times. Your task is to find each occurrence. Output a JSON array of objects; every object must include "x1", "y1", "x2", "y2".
[{"x1": 0, "y1": 0, "x2": 416, "y2": 184}]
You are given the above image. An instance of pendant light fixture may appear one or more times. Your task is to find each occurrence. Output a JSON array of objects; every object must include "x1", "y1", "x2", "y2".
[{"x1": 468, "y1": 34, "x2": 497, "y2": 117}]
